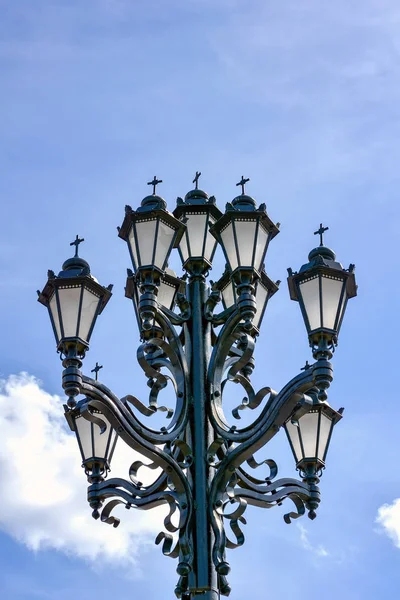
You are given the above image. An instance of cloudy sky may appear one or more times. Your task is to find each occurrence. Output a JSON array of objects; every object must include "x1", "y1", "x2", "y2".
[{"x1": 0, "y1": 1, "x2": 399, "y2": 598}]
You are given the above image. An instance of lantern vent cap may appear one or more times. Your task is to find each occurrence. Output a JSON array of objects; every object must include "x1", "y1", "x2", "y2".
[
  {"x1": 138, "y1": 194, "x2": 167, "y2": 212},
  {"x1": 231, "y1": 194, "x2": 257, "y2": 210},
  {"x1": 183, "y1": 188, "x2": 209, "y2": 204}
]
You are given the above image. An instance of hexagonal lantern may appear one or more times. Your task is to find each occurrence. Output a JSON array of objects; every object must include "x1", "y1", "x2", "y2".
[
  {"x1": 287, "y1": 228, "x2": 357, "y2": 347},
  {"x1": 173, "y1": 177, "x2": 223, "y2": 274},
  {"x1": 38, "y1": 237, "x2": 112, "y2": 355},
  {"x1": 119, "y1": 178, "x2": 185, "y2": 276}
]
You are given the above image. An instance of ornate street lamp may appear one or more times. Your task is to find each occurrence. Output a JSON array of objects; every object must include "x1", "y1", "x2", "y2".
[{"x1": 38, "y1": 176, "x2": 357, "y2": 600}]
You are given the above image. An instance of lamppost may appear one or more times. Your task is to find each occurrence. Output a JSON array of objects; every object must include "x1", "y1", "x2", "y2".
[{"x1": 38, "y1": 175, "x2": 357, "y2": 600}]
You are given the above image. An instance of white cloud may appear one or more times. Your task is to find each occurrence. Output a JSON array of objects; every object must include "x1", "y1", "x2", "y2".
[
  {"x1": 297, "y1": 523, "x2": 329, "y2": 558},
  {"x1": 0, "y1": 373, "x2": 165, "y2": 568},
  {"x1": 376, "y1": 498, "x2": 400, "y2": 547}
]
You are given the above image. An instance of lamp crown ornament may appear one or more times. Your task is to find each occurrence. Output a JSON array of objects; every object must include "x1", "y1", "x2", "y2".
[{"x1": 38, "y1": 173, "x2": 357, "y2": 600}]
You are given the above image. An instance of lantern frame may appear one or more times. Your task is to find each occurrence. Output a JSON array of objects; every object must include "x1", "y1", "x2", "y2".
[
  {"x1": 173, "y1": 189, "x2": 223, "y2": 273},
  {"x1": 38, "y1": 256, "x2": 112, "y2": 355},
  {"x1": 65, "y1": 400, "x2": 118, "y2": 478},
  {"x1": 284, "y1": 401, "x2": 343, "y2": 472},
  {"x1": 287, "y1": 246, "x2": 357, "y2": 346},
  {"x1": 210, "y1": 194, "x2": 279, "y2": 275},
  {"x1": 119, "y1": 194, "x2": 185, "y2": 275}
]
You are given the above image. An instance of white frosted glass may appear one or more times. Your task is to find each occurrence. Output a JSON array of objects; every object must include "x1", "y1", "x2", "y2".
[
  {"x1": 220, "y1": 223, "x2": 238, "y2": 270},
  {"x1": 158, "y1": 280, "x2": 176, "y2": 309},
  {"x1": 58, "y1": 286, "x2": 81, "y2": 337},
  {"x1": 234, "y1": 220, "x2": 257, "y2": 266},
  {"x1": 154, "y1": 220, "x2": 175, "y2": 269},
  {"x1": 79, "y1": 287, "x2": 101, "y2": 341},
  {"x1": 336, "y1": 290, "x2": 348, "y2": 331},
  {"x1": 49, "y1": 293, "x2": 61, "y2": 342},
  {"x1": 253, "y1": 281, "x2": 268, "y2": 330},
  {"x1": 299, "y1": 276, "x2": 321, "y2": 331},
  {"x1": 75, "y1": 415, "x2": 93, "y2": 461},
  {"x1": 299, "y1": 411, "x2": 319, "y2": 457},
  {"x1": 221, "y1": 281, "x2": 235, "y2": 310},
  {"x1": 128, "y1": 227, "x2": 139, "y2": 270},
  {"x1": 254, "y1": 224, "x2": 269, "y2": 271},
  {"x1": 108, "y1": 429, "x2": 118, "y2": 463},
  {"x1": 135, "y1": 219, "x2": 157, "y2": 266},
  {"x1": 285, "y1": 421, "x2": 302, "y2": 463},
  {"x1": 321, "y1": 276, "x2": 344, "y2": 330},
  {"x1": 186, "y1": 213, "x2": 208, "y2": 257},
  {"x1": 179, "y1": 230, "x2": 190, "y2": 263},
  {"x1": 318, "y1": 412, "x2": 333, "y2": 461},
  {"x1": 93, "y1": 416, "x2": 112, "y2": 459},
  {"x1": 204, "y1": 216, "x2": 217, "y2": 262}
]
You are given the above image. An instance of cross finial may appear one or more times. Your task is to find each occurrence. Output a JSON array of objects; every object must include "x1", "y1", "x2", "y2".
[
  {"x1": 147, "y1": 176, "x2": 163, "y2": 195},
  {"x1": 236, "y1": 176, "x2": 250, "y2": 195},
  {"x1": 70, "y1": 235, "x2": 84, "y2": 257},
  {"x1": 301, "y1": 360, "x2": 311, "y2": 371},
  {"x1": 314, "y1": 223, "x2": 329, "y2": 246},
  {"x1": 193, "y1": 171, "x2": 201, "y2": 190},
  {"x1": 91, "y1": 362, "x2": 103, "y2": 381}
]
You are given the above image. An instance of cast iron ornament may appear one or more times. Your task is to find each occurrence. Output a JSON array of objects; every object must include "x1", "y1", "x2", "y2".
[{"x1": 38, "y1": 177, "x2": 357, "y2": 600}]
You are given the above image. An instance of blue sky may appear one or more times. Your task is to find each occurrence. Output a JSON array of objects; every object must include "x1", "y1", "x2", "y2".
[{"x1": 0, "y1": 0, "x2": 399, "y2": 598}]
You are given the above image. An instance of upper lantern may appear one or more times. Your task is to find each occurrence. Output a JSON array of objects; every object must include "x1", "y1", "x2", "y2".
[
  {"x1": 287, "y1": 224, "x2": 357, "y2": 347},
  {"x1": 119, "y1": 177, "x2": 185, "y2": 275},
  {"x1": 37, "y1": 236, "x2": 112, "y2": 355},
  {"x1": 173, "y1": 172, "x2": 223, "y2": 274},
  {"x1": 210, "y1": 177, "x2": 279, "y2": 275}
]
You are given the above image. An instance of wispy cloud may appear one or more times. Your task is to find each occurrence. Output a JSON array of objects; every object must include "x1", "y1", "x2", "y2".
[
  {"x1": 297, "y1": 523, "x2": 329, "y2": 558},
  {"x1": 0, "y1": 373, "x2": 164, "y2": 570}
]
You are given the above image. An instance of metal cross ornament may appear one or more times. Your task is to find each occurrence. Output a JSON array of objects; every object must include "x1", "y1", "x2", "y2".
[
  {"x1": 147, "y1": 176, "x2": 163, "y2": 195},
  {"x1": 70, "y1": 235, "x2": 84, "y2": 257},
  {"x1": 193, "y1": 171, "x2": 201, "y2": 190},
  {"x1": 91, "y1": 362, "x2": 103, "y2": 381},
  {"x1": 314, "y1": 223, "x2": 329, "y2": 246},
  {"x1": 236, "y1": 176, "x2": 250, "y2": 195}
]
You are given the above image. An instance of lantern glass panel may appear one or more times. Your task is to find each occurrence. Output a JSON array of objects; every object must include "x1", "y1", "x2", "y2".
[
  {"x1": 299, "y1": 411, "x2": 319, "y2": 457},
  {"x1": 79, "y1": 287, "x2": 101, "y2": 341},
  {"x1": 336, "y1": 289, "x2": 348, "y2": 331},
  {"x1": 58, "y1": 285, "x2": 81, "y2": 337},
  {"x1": 254, "y1": 224, "x2": 269, "y2": 271},
  {"x1": 154, "y1": 220, "x2": 176, "y2": 270},
  {"x1": 221, "y1": 280, "x2": 236, "y2": 310},
  {"x1": 158, "y1": 280, "x2": 176, "y2": 310},
  {"x1": 321, "y1": 275, "x2": 345, "y2": 330},
  {"x1": 93, "y1": 416, "x2": 113, "y2": 460},
  {"x1": 318, "y1": 411, "x2": 333, "y2": 461},
  {"x1": 179, "y1": 231, "x2": 190, "y2": 264},
  {"x1": 49, "y1": 292, "x2": 61, "y2": 342},
  {"x1": 234, "y1": 220, "x2": 257, "y2": 266},
  {"x1": 299, "y1": 276, "x2": 321, "y2": 331},
  {"x1": 285, "y1": 420, "x2": 302, "y2": 463},
  {"x1": 253, "y1": 279, "x2": 269, "y2": 330},
  {"x1": 128, "y1": 228, "x2": 139, "y2": 270},
  {"x1": 220, "y1": 223, "x2": 238, "y2": 271},
  {"x1": 135, "y1": 219, "x2": 157, "y2": 266},
  {"x1": 185, "y1": 213, "x2": 208, "y2": 257},
  {"x1": 204, "y1": 216, "x2": 217, "y2": 262},
  {"x1": 74, "y1": 414, "x2": 93, "y2": 461}
]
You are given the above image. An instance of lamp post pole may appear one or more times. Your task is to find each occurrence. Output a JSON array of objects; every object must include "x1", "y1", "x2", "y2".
[{"x1": 38, "y1": 175, "x2": 357, "y2": 599}]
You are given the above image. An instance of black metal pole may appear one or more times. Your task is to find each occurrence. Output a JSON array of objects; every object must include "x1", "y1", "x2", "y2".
[{"x1": 187, "y1": 275, "x2": 219, "y2": 600}]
